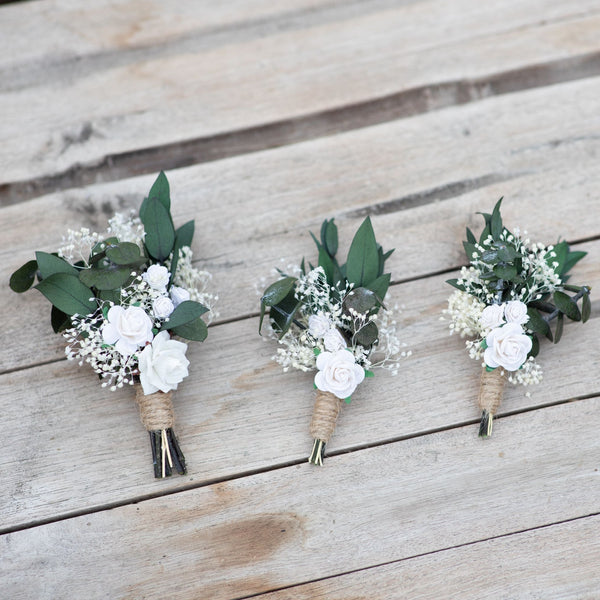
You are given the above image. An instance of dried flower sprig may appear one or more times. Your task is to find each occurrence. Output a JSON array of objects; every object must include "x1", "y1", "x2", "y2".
[
  {"x1": 10, "y1": 172, "x2": 217, "y2": 477},
  {"x1": 445, "y1": 199, "x2": 591, "y2": 436},
  {"x1": 259, "y1": 217, "x2": 408, "y2": 465}
]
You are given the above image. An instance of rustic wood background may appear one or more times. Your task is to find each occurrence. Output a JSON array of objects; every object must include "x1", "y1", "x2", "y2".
[{"x1": 1, "y1": 1, "x2": 599, "y2": 598}]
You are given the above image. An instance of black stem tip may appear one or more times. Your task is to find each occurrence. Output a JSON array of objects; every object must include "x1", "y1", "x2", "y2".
[{"x1": 478, "y1": 410, "x2": 493, "y2": 438}]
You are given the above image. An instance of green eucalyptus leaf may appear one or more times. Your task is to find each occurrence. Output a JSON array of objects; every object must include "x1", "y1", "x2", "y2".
[
  {"x1": 324, "y1": 219, "x2": 338, "y2": 256},
  {"x1": 529, "y1": 334, "x2": 539, "y2": 358},
  {"x1": 35, "y1": 251, "x2": 78, "y2": 279},
  {"x1": 554, "y1": 312, "x2": 564, "y2": 344},
  {"x1": 98, "y1": 289, "x2": 121, "y2": 304},
  {"x1": 35, "y1": 273, "x2": 96, "y2": 316},
  {"x1": 496, "y1": 244, "x2": 521, "y2": 262},
  {"x1": 446, "y1": 278, "x2": 466, "y2": 292},
  {"x1": 171, "y1": 316, "x2": 208, "y2": 342},
  {"x1": 161, "y1": 300, "x2": 209, "y2": 331},
  {"x1": 9, "y1": 260, "x2": 38, "y2": 293},
  {"x1": 463, "y1": 242, "x2": 478, "y2": 262},
  {"x1": 105, "y1": 242, "x2": 142, "y2": 265},
  {"x1": 51, "y1": 305, "x2": 71, "y2": 333},
  {"x1": 148, "y1": 171, "x2": 171, "y2": 211},
  {"x1": 481, "y1": 250, "x2": 499, "y2": 263},
  {"x1": 490, "y1": 198, "x2": 503, "y2": 239},
  {"x1": 79, "y1": 266, "x2": 132, "y2": 291},
  {"x1": 142, "y1": 197, "x2": 175, "y2": 262},
  {"x1": 553, "y1": 291, "x2": 581, "y2": 321},
  {"x1": 562, "y1": 250, "x2": 587, "y2": 277},
  {"x1": 261, "y1": 277, "x2": 297, "y2": 307},
  {"x1": 493, "y1": 264, "x2": 517, "y2": 280},
  {"x1": 526, "y1": 307, "x2": 550, "y2": 336},
  {"x1": 270, "y1": 295, "x2": 301, "y2": 339},
  {"x1": 582, "y1": 292, "x2": 591, "y2": 323},
  {"x1": 346, "y1": 217, "x2": 380, "y2": 287},
  {"x1": 365, "y1": 273, "x2": 391, "y2": 305},
  {"x1": 354, "y1": 321, "x2": 378, "y2": 347},
  {"x1": 343, "y1": 287, "x2": 378, "y2": 315}
]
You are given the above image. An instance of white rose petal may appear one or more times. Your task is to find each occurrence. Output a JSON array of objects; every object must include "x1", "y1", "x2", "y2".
[
  {"x1": 138, "y1": 331, "x2": 190, "y2": 394},
  {"x1": 504, "y1": 300, "x2": 529, "y2": 325},
  {"x1": 480, "y1": 304, "x2": 505, "y2": 330},
  {"x1": 314, "y1": 349, "x2": 365, "y2": 400},
  {"x1": 308, "y1": 314, "x2": 331, "y2": 339},
  {"x1": 152, "y1": 296, "x2": 175, "y2": 319},
  {"x1": 323, "y1": 328, "x2": 347, "y2": 352},
  {"x1": 143, "y1": 264, "x2": 170, "y2": 291},
  {"x1": 102, "y1": 305, "x2": 154, "y2": 356},
  {"x1": 484, "y1": 322, "x2": 532, "y2": 372},
  {"x1": 170, "y1": 285, "x2": 191, "y2": 307}
]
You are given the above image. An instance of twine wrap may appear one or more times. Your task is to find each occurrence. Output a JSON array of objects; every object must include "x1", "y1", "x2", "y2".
[
  {"x1": 309, "y1": 390, "x2": 343, "y2": 443},
  {"x1": 477, "y1": 368, "x2": 505, "y2": 416},
  {"x1": 135, "y1": 386, "x2": 174, "y2": 432}
]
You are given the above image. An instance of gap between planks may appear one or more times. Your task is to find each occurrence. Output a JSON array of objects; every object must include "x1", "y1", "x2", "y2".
[{"x1": 2, "y1": 50, "x2": 600, "y2": 206}]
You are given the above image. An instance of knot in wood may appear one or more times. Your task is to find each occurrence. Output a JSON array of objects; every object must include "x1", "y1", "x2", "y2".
[
  {"x1": 309, "y1": 390, "x2": 342, "y2": 443},
  {"x1": 135, "y1": 386, "x2": 174, "y2": 431}
]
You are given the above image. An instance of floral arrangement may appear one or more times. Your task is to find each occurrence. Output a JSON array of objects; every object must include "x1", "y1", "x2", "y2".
[
  {"x1": 445, "y1": 199, "x2": 591, "y2": 436},
  {"x1": 10, "y1": 172, "x2": 217, "y2": 477},
  {"x1": 259, "y1": 217, "x2": 407, "y2": 465}
]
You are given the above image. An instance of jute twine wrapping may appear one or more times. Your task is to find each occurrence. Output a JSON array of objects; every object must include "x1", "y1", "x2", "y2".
[
  {"x1": 477, "y1": 368, "x2": 505, "y2": 416},
  {"x1": 135, "y1": 386, "x2": 174, "y2": 431},
  {"x1": 309, "y1": 390, "x2": 343, "y2": 443}
]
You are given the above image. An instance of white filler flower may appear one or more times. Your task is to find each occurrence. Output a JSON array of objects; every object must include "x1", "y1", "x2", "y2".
[
  {"x1": 170, "y1": 285, "x2": 191, "y2": 307},
  {"x1": 323, "y1": 328, "x2": 346, "y2": 352},
  {"x1": 138, "y1": 331, "x2": 190, "y2": 394},
  {"x1": 480, "y1": 304, "x2": 505, "y2": 330},
  {"x1": 102, "y1": 305, "x2": 154, "y2": 356},
  {"x1": 503, "y1": 300, "x2": 529, "y2": 325},
  {"x1": 143, "y1": 264, "x2": 170, "y2": 292},
  {"x1": 308, "y1": 313, "x2": 331, "y2": 338},
  {"x1": 484, "y1": 322, "x2": 532, "y2": 371},
  {"x1": 152, "y1": 296, "x2": 175, "y2": 319},
  {"x1": 314, "y1": 349, "x2": 365, "y2": 400}
]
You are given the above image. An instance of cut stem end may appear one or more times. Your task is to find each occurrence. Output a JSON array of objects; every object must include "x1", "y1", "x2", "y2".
[
  {"x1": 308, "y1": 439, "x2": 326, "y2": 466},
  {"x1": 148, "y1": 427, "x2": 187, "y2": 478},
  {"x1": 478, "y1": 410, "x2": 493, "y2": 438}
]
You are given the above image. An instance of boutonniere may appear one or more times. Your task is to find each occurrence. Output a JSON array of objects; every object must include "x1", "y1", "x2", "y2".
[
  {"x1": 445, "y1": 199, "x2": 591, "y2": 436},
  {"x1": 10, "y1": 172, "x2": 217, "y2": 478},
  {"x1": 259, "y1": 217, "x2": 408, "y2": 465}
]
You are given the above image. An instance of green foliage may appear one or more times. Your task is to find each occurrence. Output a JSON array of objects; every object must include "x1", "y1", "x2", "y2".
[
  {"x1": 259, "y1": 277, "x2": 297, "y2": 334},
  {"x1": 9, "y1": 260, "x2": 38, "y2": 292},
  {"x1": 171, "y1": 316, "x2": 208, "y2": 342},
  {"x1": 141, "y1": 197, "x2": 175, "y2": 262},
  {"x1": 170, "y1": 220, "x2": 195, "y2": 282},
  {"x1": 35, "y1": 273, "x2": 96, "y2": 316},
  {"x1": 161, "y1": 300, "x2": 209, "y2": 332},
  {"x1": 346, "y1": 217, "x2": 380, "y2": 287},
  {"x1": 36, "y1": 252, "x2": 78, "y2": 279}
]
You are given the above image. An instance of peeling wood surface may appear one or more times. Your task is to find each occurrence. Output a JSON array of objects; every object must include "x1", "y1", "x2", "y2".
[{"x1": 1, "y1": 1, "x2": 599, "y2": 598}]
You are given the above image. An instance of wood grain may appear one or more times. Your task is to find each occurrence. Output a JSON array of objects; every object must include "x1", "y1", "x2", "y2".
[
  {"x1": 256, "y1": 515, "x2": 600, "y2": 599},
  {"x1": 2, "y1": 0, "x2": 600, "y2": 193},
  {"x1": 3, "y1": 397, "x2": 600, "y2": 599}
]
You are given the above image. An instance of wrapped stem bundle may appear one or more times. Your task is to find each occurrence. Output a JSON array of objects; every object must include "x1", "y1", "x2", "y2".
[
  {"x1": 10, "y1": 172, "x2": 217, "y2": 477},
  {"x1": 445, "y1": 198, "x2": 591, "y2": 437},
  {"x1": 259, "y1": 217, "x2": 409, "y2": 465}
]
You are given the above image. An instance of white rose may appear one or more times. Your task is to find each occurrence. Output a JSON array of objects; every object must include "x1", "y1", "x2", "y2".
[
  {"x1": 152, "y1": 296, "x2": 175, "y2": 319},
  {"x1": 170, "y1": 285, "x2": 191, "y2": 307},
  {"x1": 480, "y1": 304, "x2": 505, "y2": 330},
  {"x1": 102, "y1": 305, "x2": 154, "y2": 356},
  {"x1": 138, "y1": 330, "x2": 190, "y2": 394},
  {"x1": 314, "y1": 349, "x2": 365, "y2": 400},
  {"x1": 504, "y1": 300, "x2": 529, "y2": 325},
  {"x1": 323, "y1": 328, "x2": 347, "y2": 352},
  {"x1": 143, "y1": 264, "x2": 170, "y2": 291},
  {"x1": 484, "y1": 322, "x2": 532, "y2": 371},
  {"x1": 308, "y1": 314, "x2": 331, "y2": 339}
]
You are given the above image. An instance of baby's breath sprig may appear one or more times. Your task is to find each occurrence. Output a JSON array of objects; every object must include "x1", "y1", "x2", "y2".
[
  {"x1": 445, "y1": 198, "x2": 591, "y2": 437},
  {"x1": 259, "y1": 217, "x2": 408, "y2": 465}
]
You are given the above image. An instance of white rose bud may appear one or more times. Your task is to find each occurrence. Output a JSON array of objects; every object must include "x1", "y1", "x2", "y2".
[
  {"x1": 314, "y1": 349, "x2": 365, "y2": 400},
  {"x1": 503, "y1": 300, "x2": 529, "y2": 325},
  {"x1": 102, "y1": 305, "x2": 154, "y2": 356},
  {"x1": 484, "y1": 322, "x2": 532, "y2": 372},
  {"x1": 170, "y1": 285, "x2": 191, "y2": 308},
  {"x1": 143, "y1": 264, "x2": 170, "y2": 291},
  {"x1": 308, "y1": 313, "x2": 331, "y2": 339},
  {"x1": 152, "y1": 296, "x2": 175, "y2": 319},
  {"x1": 323, "y1": 328, "x2": 347, "y2": 352},
  {"x1": 480, "y1": 304, "x2": 505, "y2": 330},
  {"x1": 138, "y1": 331, "x2": 190, "y2": 394}
]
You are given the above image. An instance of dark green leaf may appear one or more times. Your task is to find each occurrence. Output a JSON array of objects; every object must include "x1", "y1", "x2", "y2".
[
  {"x1": 35, "y1": 251, "x2": 78, "y2": 279},
  {"x1": 51, "y1": 305, "x2": 71, "y2": 333},
  {"x1": 526, "y1": 307, "x2": 550, "y2": 336},
  {"x1": 171, "y1": 316, "x2": 208, "y2": 342},
  {"x1": 365, "y1": 273, "x2": 391, "y2": 305},
  {"x1": 529, "y1": 334, "x2": 539, "y2": 358},
  {"x1": 309, "y1": 231, "x2": 322, "y2": 253},
  {"x1": 490, "y1": 198, "x2": 503, "y2": 239},
  {"x1": 105, "y1": 242, "x2": 143, "y2": 265},
  {"x1": 91, "y1": 237, "x2": 118, "y2": 257},
  {"x1": 142, "y1": 197, "x2": 175, "y2": 262},
  {"x1": 493, "y1": 264, "x2": 517, "y2": 280},
  {"x1": 465, "y1": 227, "x2": 476, "y2": 244},
  {"x1": 582, "y1": 292, "x2": 591, "y2": 323},
  {"x1": 79, "y1": 266, "x2": 133, "y2": 291},
  {"x1": 463, "y1": 242, "x2": 478, "y2": 262},
  {"x1": 9, "y1": 260, "x2": 38, "y2": 292},
  {"x1": 481, "y1": 250, "x2": 499, "y2": 263},
  {"x1": 346, "y1": 217, "x2": 380, "y2": 287},
  {"x1": 554, "y1": 312, "x2": 564, "y2": 344},
  {"x1": 161, "y1": 300, "x2": 209, "y2": 331},
  {"x1": 318, "y1": 246, "x2": 335, "y2": 285},
  {"x1": 354, "y1": 321, "x2": 378, "y2": 347},
  {"x1": 35, "y1": 273, "x2": 96, "y2": 316},
  {"x1": 478, "y1": 225, "x2": 491, "y2": 246},
  {"x1": 343, "y1": 287, "x2": 379, "y2": 315},
  {"x1": 147, "y1": 171, "x2": 171, "y2": 211},
  {"x1": 169, "y1": 220, "x2": 195, "y2": 281},
  {"x1": 446, "y1": 278, "x2": 466, "y2": 292},
  {"x1": 496, "y1": 244, "x2": 521, "y2": 262},
  {"x1": 324, "y1": 219, "x2": 338, "y2": 256},
  {"x1": 98, "y1": 289, "x2": 121, "y2": 304},
  {"x1": 269, "y1": 292, "x2": 301, "y2": 338},
  {"x1": 261, "y1": 277, "x2": 297, "y2": 307},
  {"x1": 562, "y1": 250, "x2": 587, "y2": 277},
  {"x1": 553, "y1": 291, "x2": 581, "y2": 321}
]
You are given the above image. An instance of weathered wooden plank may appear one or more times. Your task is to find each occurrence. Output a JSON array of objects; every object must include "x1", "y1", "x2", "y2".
[
  {"x1": 3, "y1": 397, "x2": 600, "y2": 599},
  {"x1": 1, "y1": 247, "x2": 597, "y2": 531},
  {"x1": 2, "y1": 75, "x2": 600, "y2": 371},
  {"x1": 2, "y1": 0, "x2": 600, "y2": 190},
  {"x1": 256, "y1": 515, "x2": 600, "y2": 599}
]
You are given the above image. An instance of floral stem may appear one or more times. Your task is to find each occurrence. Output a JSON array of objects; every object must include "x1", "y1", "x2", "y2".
[
  {"x1": 542, "y1": 286, "x2": 590, "y2": 323},
  {"x1": 308, "y1": 439, "x2": 326, "y2": 466},
  {"x1": 148, "y1": 428, "x2": 186, "y2": 478},
  {"x1": 478, "y1": 410, "x2": 493, "y2": 438}
]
